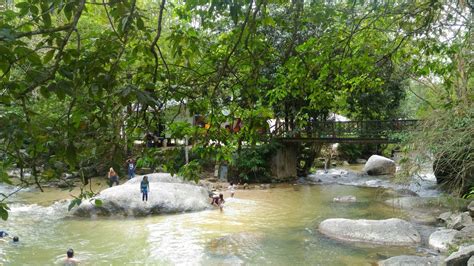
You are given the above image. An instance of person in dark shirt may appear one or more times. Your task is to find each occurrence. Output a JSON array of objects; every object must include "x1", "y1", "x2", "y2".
[{"x1": 141, "y1": 176, "x2": 150, "y2": 201}]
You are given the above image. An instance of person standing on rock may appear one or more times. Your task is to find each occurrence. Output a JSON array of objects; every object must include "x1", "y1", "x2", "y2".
[
  {"x1": 126, "y1": 158, "x2": 136, "y2": 180},
  {"x1": 108, "y1": 167, "x2": 119, "y2": 187},
  {"x1": 141, "y1": 176, "x2": 150, "y2": 202}
]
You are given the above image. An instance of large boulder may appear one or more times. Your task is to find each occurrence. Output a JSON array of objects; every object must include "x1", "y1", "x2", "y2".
[
  {"x1": 429, "y1": 229, "x2": 458, "y2": 252},
  {"x1": 363, "y1": 155, "x2": 396, "y2": 175},
  {"x1": 445, "y1": 245, "x2": 474, "y2": 266},
  {"x1": 318, "y1": 218, "x2": 421, "y2": 246},
  {"x1": 378, "y1": 255, "x2": 443, "y2": 266},
  {"x1": 72, "y1": 173, "x2": 210, "y2": 217}
]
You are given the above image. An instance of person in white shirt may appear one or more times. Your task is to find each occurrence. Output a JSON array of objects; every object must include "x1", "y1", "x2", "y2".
[{"x1": 228, "y1": 182, "x2": 236, "y2": 198}]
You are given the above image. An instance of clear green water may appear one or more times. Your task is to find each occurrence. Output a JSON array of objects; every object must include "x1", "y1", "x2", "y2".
[{"x1": 1, "y1": 184, "x2": 420, "y2": 265}]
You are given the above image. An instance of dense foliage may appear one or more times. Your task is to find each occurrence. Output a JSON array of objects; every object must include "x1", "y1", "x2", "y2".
[{"x1": 0, "y1": 0, "x2": 472, "y2": 217}]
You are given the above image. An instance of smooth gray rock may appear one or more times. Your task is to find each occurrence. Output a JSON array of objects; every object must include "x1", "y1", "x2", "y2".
[
  {"x1": 439, "y1": 211, "x2": 453, "y2": 223},
  {"x1": 455, "y1": 225, "x2": 474, "y2": 242},
  {"x1": 363, "y1": 155, "x2": 396, "y2": 175},
  {"x1": 378, "y1": 255, "x2": 443, "y2": 266},
  {"x1": 445, "y1": 245, "x2": 474, "y2": 266},
  {"x1": 468, "y1": 201, "x2": 474, "y2": 216},
  {"x1": 467, "y1": 256, "x2": 474, "y2": 266},
  {"x1": 318, "y1": 218, "x2": 421, "y2": 246},
  {"x1": 356, "y1": 158, "x2": 367, "y2": 164},
  {"x1": 333, "y1": 195, "x2": 357, "y2": 203},
  {"x1": 447, "y1": 212, "x2": 473, "y2": 230},
  {"x1": 429, "y1": 229, "x2": 458, "y2": 252},
  {"x1": 72, "y1": 173, "x2": 210, "y2": 217}
]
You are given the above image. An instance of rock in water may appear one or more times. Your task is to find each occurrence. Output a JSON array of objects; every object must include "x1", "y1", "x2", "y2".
[
  {"x1": 363, "y1": 155, "x2": 396, "y2": 175},
  {"x1": 428, "y1": 229, "x2": 458, "y2": 252},
  {"x1": 378, "y1": 255, "x2": 443, "y2": 266},
  {"x1": 445, "y1": 245, "x2": 474, "y2": 266},
  {"x1": 333, "y1": 195, "x2": 357, "y2": 203},
  {"x1": 318, "y1": 218, "x2": 421, "y2": 246},
  {"x1": 207, "y1": 232, "x2": 264, "y2": 256},
  {"x1": 72, "y1": 173, "x2": 210, "y2": 217}
]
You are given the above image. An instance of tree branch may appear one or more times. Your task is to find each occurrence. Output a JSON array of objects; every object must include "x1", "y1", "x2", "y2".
[
  {"x1": 0, "y1": 24, "x2": 73, "y2": 41},
  {"x1": 20, "y1": 0, "x2": 86, "y2": 96},
  {"x1": 150, "y1": 0, "x2": 166, "y2": 84}
]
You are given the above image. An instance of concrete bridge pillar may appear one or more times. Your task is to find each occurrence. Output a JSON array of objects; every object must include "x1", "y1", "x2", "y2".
[{"x1": 270, "y1": 142, "x2": 298, "y2": 180}]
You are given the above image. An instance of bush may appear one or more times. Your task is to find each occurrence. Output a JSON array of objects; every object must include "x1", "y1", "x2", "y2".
[
  {"x1": 231, "y1": 142, "x2": 280, "y2": 183},
  {"x1": 403, "y1": 106, "x2": 474, "y2": 195}
]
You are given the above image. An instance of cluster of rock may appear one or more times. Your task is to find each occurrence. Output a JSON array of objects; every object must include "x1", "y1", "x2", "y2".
[
  {"x1": 378, "y1": 201, "x2": 474, "y2": 265},
  {"x1": 425, "y1": 202, "x2": 474, "y2": 265},
  {"x1": 323, "y1": 192, "x2": 473, "y2": 265}
]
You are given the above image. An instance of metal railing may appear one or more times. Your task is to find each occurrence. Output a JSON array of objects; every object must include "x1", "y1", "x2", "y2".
[{"x1": 272, "y1": 120, "x2": 419, "y2": 143}]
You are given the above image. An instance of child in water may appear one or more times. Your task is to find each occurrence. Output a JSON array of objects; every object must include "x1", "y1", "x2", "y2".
[
  {"x1": 141, "y1": 176, "x2": 150, "y2": 202},
  {"x1": 64, "y1": 248, "x2": 79, "y2": 265},
  {"x1": 228, "y1": 182, "x2": 236, "y2": 198},
  {"x1": 217, "y1": 193, "x2": 225, "y2": 212}
]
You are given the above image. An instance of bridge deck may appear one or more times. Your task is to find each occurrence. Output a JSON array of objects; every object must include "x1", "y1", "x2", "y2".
[{"x1": 271, "y1": 119, "x2": 419, "y2": 144}]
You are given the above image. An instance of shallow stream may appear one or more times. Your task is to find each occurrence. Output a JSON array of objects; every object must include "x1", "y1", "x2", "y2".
[{"x1": 0, "y1": 169, "x2": 435, "y2": 265}]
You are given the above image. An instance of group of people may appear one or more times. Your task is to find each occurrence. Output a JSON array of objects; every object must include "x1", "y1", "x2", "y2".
[
  {"x1": 108, "y1": 158, "x2": 243, "y2": 207},
  {"x1": 210, "y1": 182, "x2": 236, "y2": 211},
  {"x1": 2, "y1": 231, "x2": 78, "y2": 265},
  {"x1": 107, "y1": 158, "x2": 137, "y2": 187},
  {"x1": 0, "y1": 230, "x2": 19, "y2": 243}
]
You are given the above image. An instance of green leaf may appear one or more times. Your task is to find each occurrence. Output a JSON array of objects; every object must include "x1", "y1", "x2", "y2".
[
  {"x1": 68, "y1": 198, "x2": 81, "y2": 211},
  {"x1": 15, "y1": 2, "x2": 30, "y2": 16},
  {"x1": 0, "y1": 206, "x2": 9, "y2": 221},
  {"x1": 136, "y1": 17, "x2": 145, "y2": 30},
  {"x1": 94, "y1": 199, "x2": 103, "y2": 207},
  {"x1": 43, "y1": 50, "x2": 55, "y2": 64},
  {"x1": 42, "y1": 14, "x2": 52, "y2": 27}
]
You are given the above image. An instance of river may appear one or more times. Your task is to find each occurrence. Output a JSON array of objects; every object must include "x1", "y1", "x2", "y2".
[{"x1": 0, "y1": 169, "x2": 433, "y2": 265}]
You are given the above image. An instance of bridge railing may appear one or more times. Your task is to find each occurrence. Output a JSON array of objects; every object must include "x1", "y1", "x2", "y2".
[{"x1": 271, "y1": 119, "x2": 419, "y2": 141}]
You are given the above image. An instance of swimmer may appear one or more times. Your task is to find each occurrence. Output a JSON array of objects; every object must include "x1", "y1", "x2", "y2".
[
  {"x1": 64, "y1": 248, "x2": 79, "y2": 266},
  {"x1": 0, "y1": 231, "x2": 8, "y2": 238}
]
